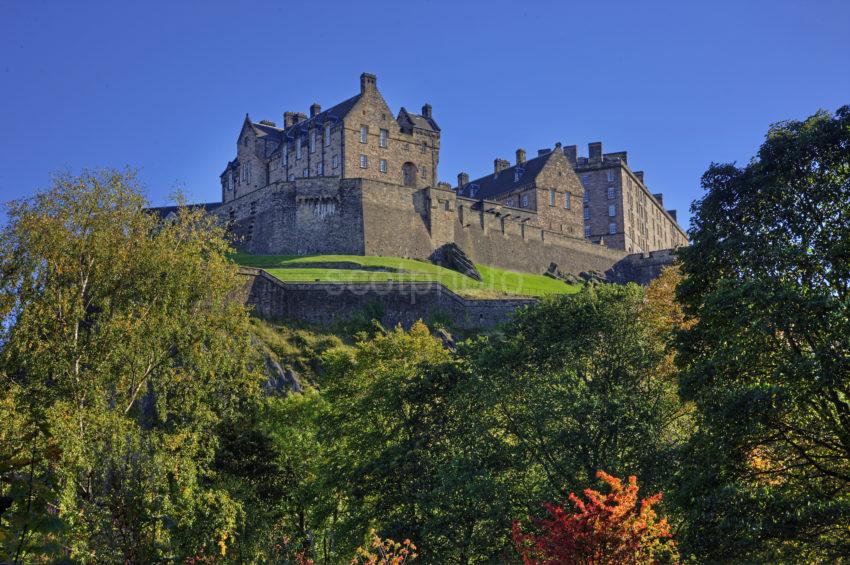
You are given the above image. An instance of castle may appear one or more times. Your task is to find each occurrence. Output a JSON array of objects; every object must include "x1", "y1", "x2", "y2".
[{"x1": 200, "y1": 73, "x2": 686, "y2": 282}]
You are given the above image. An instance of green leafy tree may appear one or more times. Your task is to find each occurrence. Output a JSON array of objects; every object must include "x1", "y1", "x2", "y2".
[
  {"x1": 320, "y1": 322, "x2": 480, "y2": 563},
  {"x1": 467, "y1": 284, "x2": 687, "y2": 505},
  {"x1": 675, "y1": 106, "x2": 850, "y2": 561},
  {"x1": 0, "y1": 170, "x2": 260, "y2": 562}
]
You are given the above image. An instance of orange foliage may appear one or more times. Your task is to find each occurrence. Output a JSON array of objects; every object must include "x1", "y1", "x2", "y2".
[
  {"x1": 513, "y1": 471, "x2": 678, "y2": 564},
  {"x1": 350, "y1": 529, "x2": 418, "y2": 564}
]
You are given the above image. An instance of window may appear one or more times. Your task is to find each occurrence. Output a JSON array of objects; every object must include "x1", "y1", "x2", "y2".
[
  {"x1": 360, "y1": 126, "x2": 368, "y2": 143},
  {"x1": 549, "y1": 189, "x2": 555, "y2": 206},
  {"x1": 359, "y1": 154, "x2": 368, "y2": 168},
  {"x1": 606, "y1": 169, "x2": 615, "y2": 183},
  {"x1": 379, "y1": 129, "x2": 388, "y2": 148},
  {"x1": 608, "y1": 204, "x2": 616, "y2": 217},
  {"x1": 421, "y1": 167, "x2": 427, "y2": 179},
  {"x1": 607, "y1": 187, "x2": 616, "y2": 199},
  {"x1": 584, "y1": 207, "x2": 590, "y2": 220},
  {"x1": 565, "y1": 192, "x2": 571, "y2": 209},
  {"x1": 324, "y1": 125, "x2": 332, "y2": 146},
  {"x1": 302, "y1": 168, "x2": 308, "y2": 178},
  {"x1": 332, "y1": 155, "x2": 339, "y2": 169},
  {"x1": 609, "y1": 222, "x2": 617, "y2": 235},
  {"x1": 584, "y1": 226, "x2": 591, "y2": 237},
  {"x1": 379, "y1": 159, "x2": 387, "y2": 173},
  {"x1": 250, "y1": 201, "x2": 257, "y2": 215},
  {"x1": 296, "y1": 137, "x2": 302, "y2": 159},
  {"x1": 521, "y1": 194, "x2": 529, "y2": 208},
  {"x1": 283, "y1": 144, "x2": 288, "y2": 167},
  {"x1": 288, "y1": 173, "x2": 295, "y2": 181},
  {"x1": 420, "y1": 142, "x2": 427, "y2": 153},
  {"x1": 318, "y1": 163, "x2": 324, "y2": 176},
  {"x1": 506, "y1": 198, "x2": 514, "y2": 207},
  {"x1": 246, "y1": 162, "x2": 252, "y2": 183},
  {"x1": 581, "y1": 174, "x2": 590, "y2": 186},
  {"x1": 583, "y1": 190, "x2": 589, "y2": 203}
]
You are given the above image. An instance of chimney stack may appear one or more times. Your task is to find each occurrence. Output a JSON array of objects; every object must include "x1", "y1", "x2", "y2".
[
  {"x1": 494, "y1": 158, "x2": 510, "y2": 174},
  {"x1": 457, "y1": 172, "x2": 469, "y2": 188},
  {"x1": 634, "y1": 171, "x2": 645, "y2": 183},
  {"x1": 588, "y1": 142, "x2": 603, "y2": 161},
  {"x1": 562, "y1": 145, "x2": 578, "y2": 165},
  {"x1": 516, "y1": 148, "x2": 526, "y2": 165},
  {"x1": 668, "y1": 210, "x2": 677, "y2": 221},
  {"x1": 422, "y1": 103, "x2": 432, "y2": 119},
  {"x1": 284, "y1": 112, "x2": 297, "y2": 128},
  {"x1": 653, "y1": 193, "x2": 664, "y2": 206},
  {"x1": 310, "y1": 103, "x2": 321, "y2": 117},
  {"x1": 360, "y1": 72, "x2": 377, "y2": 94},
  {"x1": 537, "y1": 148, "x2": 550, "y2": 156}
]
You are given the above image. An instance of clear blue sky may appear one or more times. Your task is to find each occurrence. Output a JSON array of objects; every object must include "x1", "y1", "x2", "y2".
[{"x1": 2, "y1": 0, "x2": 848, "y2": 230}]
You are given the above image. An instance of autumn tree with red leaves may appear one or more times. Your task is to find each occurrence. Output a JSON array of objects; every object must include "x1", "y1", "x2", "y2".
[{"x1": 513, "y1": 471, "x2": 678, "y2": 565}]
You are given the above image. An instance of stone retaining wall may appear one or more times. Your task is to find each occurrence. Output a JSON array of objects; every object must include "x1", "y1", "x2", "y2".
[{"x1": 239, "y1": 268, "x2": 535, "y2": 331}]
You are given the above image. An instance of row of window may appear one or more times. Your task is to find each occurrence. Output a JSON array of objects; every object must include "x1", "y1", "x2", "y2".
[
  {"x1": 360, "y1": 126, "x2": 389, "y2": 147},
  {"x1": 583, "y1": 204, "x2": 617, "y2": 220},
  {"x1": 579, "y1": 169, "x2": 618, "y2": 186},
  {"x1": 547, "y1": 188, "x2": 572, "y2": 209},
  {"x1": 583, "y1": 222, "x2": 619, "y2": 238}
]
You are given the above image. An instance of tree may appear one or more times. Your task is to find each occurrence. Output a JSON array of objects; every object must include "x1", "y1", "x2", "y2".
[
  {"x1": 675, "y1": 106, "x2": 850, "y2": 561},
  {"x1": 513, "y1": 471, "x2": 678, "y2": 564},
  {"x1": 0, "y1": 170, "x2": 260, "y2": 562},
  {"x1": 467, "y1": 284, "x2": 687, "y2": 505},
  {"x1": 319, "y1": 321, "x2": 461, "y2": 562}
]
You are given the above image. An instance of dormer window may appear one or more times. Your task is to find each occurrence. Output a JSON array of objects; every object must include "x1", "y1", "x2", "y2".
[{"x1": 514, "y1": 167, "x2": 524, "y2": 183}]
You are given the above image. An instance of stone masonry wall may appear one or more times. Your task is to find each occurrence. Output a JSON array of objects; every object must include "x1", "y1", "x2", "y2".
[
  {"x1": 240, "y1": 268, "x2": 535, "y2": 331},
  {"x1": 219, "y1": 177, "x2": 672, "y2": 282}
]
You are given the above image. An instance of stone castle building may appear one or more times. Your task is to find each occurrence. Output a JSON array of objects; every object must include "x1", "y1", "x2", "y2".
[
  {"x1": 457, "y1": 145, "x2": 687, "y2": 254},
  {"x1": 200, "y1": 73, "x2": 686, "y2": 282}
]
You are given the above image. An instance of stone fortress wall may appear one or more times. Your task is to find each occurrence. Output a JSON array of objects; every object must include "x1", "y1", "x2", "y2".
[{"x1": 217, "y1": 176, "x2": 674, "y2": 284}]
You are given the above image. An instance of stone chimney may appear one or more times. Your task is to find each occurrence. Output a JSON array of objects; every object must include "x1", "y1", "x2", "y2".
[
  {"x1": 457, "y1": 172, "x2": 469, "y2": 188},
  {"x1": 422, "y1": 103, "x2": 432, "y2": 119},
  {"x1": 634, "y1": 171, "x2": 645, "y2": 183},
  {"x1": 259, "y1": 119, "x2": 277, "y2": 127},
  {"x1": 284, "y1": 112, "x2": 298, "y2": 128},
  {"x1": 537, "y1": 148, "x2": 550, "y2": 156},
  {"x1": 667, "y1": 210, "x2": 677, "y2": 221},
  {"x1": 494, "y1": 158, "x2": 510, "y2": 174},
  {"x1": 516, "y1": 148, "x2": 526, "y2": 165},
  {"x1": 310, "y1": 103, "x2": 321, "y2": 117},
  {"x1": 360, "y1": 72, "x2": 377, "y2": 94},
  {"x1": 562, "y1": 144, "x2": 578, "y2": 165},
  {"x1": 588, "y1": 142, "x2": 603, "y2": 161},
  {"x1": 653, "y1": 193, "x2": 664, "y2": 206}
]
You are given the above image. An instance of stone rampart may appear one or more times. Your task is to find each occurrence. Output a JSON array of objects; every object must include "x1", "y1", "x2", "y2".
[
  {"x1": 218, "y1": 178, "x2": 676, "y2": 283},
  {"x1": 239, "y1": 268, "x2": 535, "y2": 331}
]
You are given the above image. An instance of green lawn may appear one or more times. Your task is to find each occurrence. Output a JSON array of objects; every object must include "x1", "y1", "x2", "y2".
[{"x1": 233, "y1": 253, "x2": 580, "y2": 298}]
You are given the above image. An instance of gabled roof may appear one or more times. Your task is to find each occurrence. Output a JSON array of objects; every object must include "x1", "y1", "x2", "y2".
[
  {"x1": 280, "y1": 94, "x2": 362, "y2": 139},
  {"x1": 459, "y1": 151, "x2": 553, "y2": 200},
  {"x1": 236, "y1": 92, "x2": 363, "y2": 157},
  {"x1": 398, "y1": 107, "x2": 439, "y2": 132}
]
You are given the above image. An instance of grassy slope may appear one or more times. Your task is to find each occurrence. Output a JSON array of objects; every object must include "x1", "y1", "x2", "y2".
[{"x1": 234, "y1": 253, "x2": 579, "y2": 298}]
